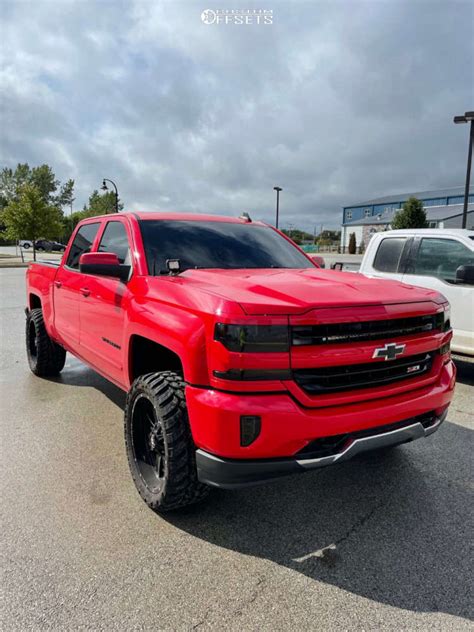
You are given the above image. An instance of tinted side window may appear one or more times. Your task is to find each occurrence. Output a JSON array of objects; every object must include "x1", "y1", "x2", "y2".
[
  {"x1": 413, "y1": 238, "x2": 474, "y2": 282},
  {"x1": 66, "y1": 223, "x2": 100, "y2": 269},
  {"x1": 373, "y1": 237, "x2": 407, "y2": 272},
  {"x1": 98, "y1": 221, "x2": 130, "y2": 264}
]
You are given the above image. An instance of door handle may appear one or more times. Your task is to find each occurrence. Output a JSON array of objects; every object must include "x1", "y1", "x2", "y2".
[
  {"x1": 80, "y1": 287, "x2": 90, "y2": 297},
  {"x1": 54, "y1": 281, "x2": 62, "y2": 289}
]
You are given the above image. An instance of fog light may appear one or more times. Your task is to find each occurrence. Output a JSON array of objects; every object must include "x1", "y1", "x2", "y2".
[{"x1": 240, "y1": 416, "x2": 261, "y2": 446}]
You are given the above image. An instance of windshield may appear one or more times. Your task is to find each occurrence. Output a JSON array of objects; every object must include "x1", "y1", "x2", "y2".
[{"x1": 139, "y1": 220, "x2": 314, "y2": 274}]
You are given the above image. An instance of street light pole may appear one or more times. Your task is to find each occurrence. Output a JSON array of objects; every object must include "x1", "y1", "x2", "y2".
[
  {"x1": 273, "y1": 186, "x2": 282, "y2": 229},
  {"x1": 101, "y1": 178, "x2": 119, "y2": 214},
  {"x1": 453, "y1": 111, "x2": 474, "y2": 229}
]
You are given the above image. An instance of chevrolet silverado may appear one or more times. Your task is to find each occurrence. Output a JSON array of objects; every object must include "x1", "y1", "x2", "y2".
[{"x1": 25, "y1": 213, "x2": 456, "y2": 511}]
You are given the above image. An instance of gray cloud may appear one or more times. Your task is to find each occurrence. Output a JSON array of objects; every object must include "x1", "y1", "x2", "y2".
[{"x1": 1, "y1": 0, "x2": 473, "y2": 230}]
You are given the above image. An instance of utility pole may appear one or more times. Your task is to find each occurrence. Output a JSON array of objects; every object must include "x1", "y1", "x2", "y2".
[
  {"x1": 273, "y1": 186, "x2": 282, "y2": 228},
  {"x1": 453, "y1": 111, "x2": 474, "y2": 229}
]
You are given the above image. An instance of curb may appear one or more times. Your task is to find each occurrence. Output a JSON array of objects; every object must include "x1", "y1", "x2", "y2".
[{"x1": 0, "y1": 262, "x2": 30, "y2": 268}]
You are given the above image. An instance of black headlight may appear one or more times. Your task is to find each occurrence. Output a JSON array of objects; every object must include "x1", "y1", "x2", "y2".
[
  {"x1": 443, "y1": 304, "x2": 451, "y2": 331},
  {"x1": 434, "y1": 307, "x2": 451, "y2": 332},
  {"x1": 214, "y1": 323, "x2": 289, "y2": 353}
]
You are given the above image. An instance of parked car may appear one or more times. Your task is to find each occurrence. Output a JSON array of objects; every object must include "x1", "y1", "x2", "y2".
[
  {"x1": 307, "y1": 253, "x2": 325, "y2": 268},
  {"x1": 18, "y1": 239, "x2": 33, "y2": 249},
  {"x1": 26, "y1": 213, "x2": 455, "y2": 512},
  {"x1": 359, "y1": 229, "x2": 474, "y2": 359},
  {"x1": 35, "y1": 239, "x2": 66, "y2": 252}
]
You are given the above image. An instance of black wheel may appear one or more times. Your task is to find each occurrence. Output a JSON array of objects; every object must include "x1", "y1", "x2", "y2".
[
  {"x1": 23, "y1": 243, "x2": 30, "y2": 249},
  {"x1": 124, "y1": 371, "x2": 210, "y2": 512},
  {"x1": 26, "y1": 308, "x2": 66, "y2": 377}
]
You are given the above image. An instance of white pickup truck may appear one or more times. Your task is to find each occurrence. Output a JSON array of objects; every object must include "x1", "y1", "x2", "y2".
[{"x1": 359, "y1": 229, "x2": 474, "y2": 359}]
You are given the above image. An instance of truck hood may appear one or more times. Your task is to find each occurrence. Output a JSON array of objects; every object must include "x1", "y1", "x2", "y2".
[{"x1": 181, "y1": 268, "x2": 444, "y2": 315}]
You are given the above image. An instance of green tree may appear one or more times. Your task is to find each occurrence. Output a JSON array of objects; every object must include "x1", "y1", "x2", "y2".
[
  {"x1": 0, "y1": 167, "x2": 24, "y2": 211},
  {"x1": 29, "y1": 164, "x2": 59, "y2": 205},
  {"x1": 83, "y1": 189, "x2": 123, "y2": 216},
  {"x1": 62, "y1": 209, "x2": 96, "y2": 242},
  {"x1": 281, "y1": 228, "x2": 314, "y2": 245},
  {"x1": 391, "y1": 197, "x2": 428, "y2": 229},
  {"x1": 314, "y1": 229, "x2": 341, "y2": 246},
  {"x1": 58, "y1": 178, "x2": 75, "y2": 210},
  {"x1": 1, "y1": 163, "x2": 78, "y2": 244},
  {"x1": 2, "y1": 184, "x2": 63, "y2": 260},
  {"x1": 0, "y1": 163, "x2": 74, "y2": 213},
  {"x1": 62, "y1": 189, "x2": 124, "y2": 241},
  {"x1": 348, "y1": 232, "x2": 357, "y2": 254}
]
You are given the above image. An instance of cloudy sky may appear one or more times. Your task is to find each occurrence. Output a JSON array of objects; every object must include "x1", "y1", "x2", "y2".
[{"x1": 1, "y1": 0, "x2": 473, "y2": 230}]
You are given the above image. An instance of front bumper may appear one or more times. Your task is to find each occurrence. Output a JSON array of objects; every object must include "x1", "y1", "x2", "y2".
[
  {"x1": 196, "y1": 409, "x2": 448, "y2": 489},
  {"x1": 186, "y1": 361, "x2": 455, "y2": 460}
]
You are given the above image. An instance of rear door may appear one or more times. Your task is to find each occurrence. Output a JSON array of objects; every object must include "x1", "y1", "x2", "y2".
[
  {"x1": 78, "y1": 218, "x2": 133, "y2": 383},
  {"x1": 364, "y1": 235, "x2": 411, "y2": 282},
  {"x1": 402, "y1": 236, "x2": 474, "y2": 353},
  {"x1": 53, "y1": 222, "x2": 101, "y2": 350}
]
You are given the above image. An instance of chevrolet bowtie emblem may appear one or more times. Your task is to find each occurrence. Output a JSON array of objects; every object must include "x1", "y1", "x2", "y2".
[{"x1": 372, "y1": 342, "x2": 406, "y2": 361}]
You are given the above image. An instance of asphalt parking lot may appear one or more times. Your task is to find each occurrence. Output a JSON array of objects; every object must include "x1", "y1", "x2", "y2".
[{"x1": 1, "y1": 267, "x2": 473, "y2": 630}]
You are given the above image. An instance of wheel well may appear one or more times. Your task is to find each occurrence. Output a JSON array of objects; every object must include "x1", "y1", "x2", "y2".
[
  {"x1": 129, "y1": 335, "x2": 183, "y2": 383},
  {"x1": 29, "y1": 294, "x2": 42, "y2": 310}
]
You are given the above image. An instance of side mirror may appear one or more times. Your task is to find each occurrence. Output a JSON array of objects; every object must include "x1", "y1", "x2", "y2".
[
  {"x1": 455, "y1": 264, "x2": 474, "y2": 285},
  {"x1": 79, "y1": 252, "x2": 130, "y2": 281},
  {"x1": 307, "y1": 254, "x2": 325, "y2": 268}
]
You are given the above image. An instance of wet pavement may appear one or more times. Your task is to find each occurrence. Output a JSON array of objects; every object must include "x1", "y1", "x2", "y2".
[{"x1": 1, "y1": 267, "x2": 473, "y2": 630}]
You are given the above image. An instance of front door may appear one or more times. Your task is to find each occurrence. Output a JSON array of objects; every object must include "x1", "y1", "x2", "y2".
[
  {"x1": 366, "y1": 235, "x2": 410, "y2": 282},
  {"x1": 402, "y1": 236, "x2": 474, "y2": 353},
  {"x1": 79, "y1": 219, "x2": 132, "y2": 384},
  {"x1": 53, "y1": 222, "x2": 101, "y2": 352}
]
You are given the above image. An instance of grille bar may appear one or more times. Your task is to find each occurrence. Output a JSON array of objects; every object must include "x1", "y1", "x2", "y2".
[
  {"x1": 292, "y1": 313, "x2": 444, "y2": 346},
  {"x1": 293, "y1": 352, "x2": 434, "y2": 394}
]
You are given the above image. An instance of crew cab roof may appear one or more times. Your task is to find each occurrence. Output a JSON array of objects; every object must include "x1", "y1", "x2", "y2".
[
  {"x1": 82, "y1": 211, "x2": 265, "y2": 225},
  {"x1": 374, "y1": 228, "x2": 474, "y2": 238}
]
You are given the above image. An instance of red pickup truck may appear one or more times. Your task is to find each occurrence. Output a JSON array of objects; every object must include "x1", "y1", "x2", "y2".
[{"x1": 26, "y1": 213, "x2": 455, "y2": 512}]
